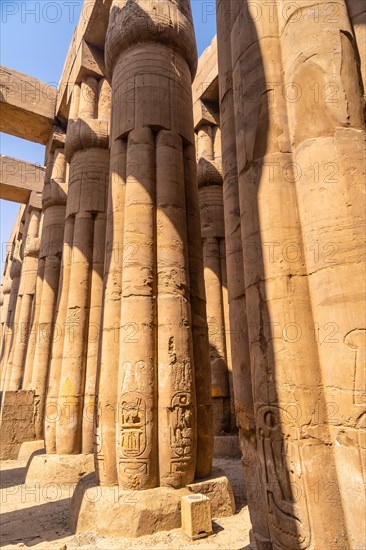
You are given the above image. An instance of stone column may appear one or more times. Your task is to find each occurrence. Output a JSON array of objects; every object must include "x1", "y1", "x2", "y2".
[
  {"x1": 0, "y1": 209, "x2": 38, "y2": 459},
  {"x1": 95, "y1": 137, "x2": 126, "y2": 486},
  {"x1": 217, "y1": 0, "x2": 364, "y2": 547},
  {"x1": 24, "y1": 131, "x2": 67, "y2": 441},
  {"x1": 105, "y1": 0, "x2": 212, "y2": 487},
  {"x1": 280, "y1": 1, "x2": 366, "y2": 547},
  {"x1": 72, "y1": 1, "x2": 234, "y2": 538},
  {"x1": 55, "y1": 76, "x2": 110, "y2": 457},
  {"x1": 196, "y1": 124, "x2": 232, "y2": 436},
  {"x1": 27, "y1": 77, "x2": 111, "y2": 484},
  {"x1": 216, "y1": 1, "x2": 270, "y2": 547},
  {"x1": 1, "y1": 235, "x2": 23, "y2": 392},
  {"x1": 0, "y1": 252, "x2": 14, "y2": 381},
  {"x1": 8, "y1": 205, "x2": 41, "y2": 390}
]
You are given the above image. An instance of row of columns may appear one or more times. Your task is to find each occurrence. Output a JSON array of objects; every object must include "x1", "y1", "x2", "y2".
[{"x1": 0, "y1": 0, "x2": 364, "y2": 545}]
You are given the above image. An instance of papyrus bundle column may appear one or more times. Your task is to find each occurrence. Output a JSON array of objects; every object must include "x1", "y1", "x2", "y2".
[
  {"x1": 196, "y1": 123, "x2": 233, "y2": 434},
  {"x1": 0, "y1": 226, "x2": 24, "y2": 391},
  {"x1": 24, "y1": 132, "x2": 67, "y2": 440},
  {"x1": 0, "y1": 207, "x2": 24, "y2": 390},
  {"x1": 97, "y1": 0, "x2": 212, "y2": 490},
  {"x1": 8, "y1": 205, "x2": 42, "y2": 390},
  {"x1": 46, "y1": 77, "x2": 110, "y2": 456},
  {"x1": 280, "y1": 1, "x2": 366, "y2": 546},
  {"x1": 217, "y1": 0, "x2": 365, "y2": 548},
  {"x1": 216, "y1": 1, "x2": 270, "y2": 546}
]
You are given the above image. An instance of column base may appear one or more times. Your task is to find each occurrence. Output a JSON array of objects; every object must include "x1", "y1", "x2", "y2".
[
  {"x1": 0, "y1": 390, "x2": 36, "y2": 459},
  {"x1": 17, "y1": 439, "x2": 45, "y2": 462},
  {"x1": 214, "y1": 434, "x2": 241, "y2": 458},
  {"x1": 71, "y1": 471, "x2": 235, "y2": 537},
  {"x1": 25, "y1": 453, "x2": 94, "y2": 485}
]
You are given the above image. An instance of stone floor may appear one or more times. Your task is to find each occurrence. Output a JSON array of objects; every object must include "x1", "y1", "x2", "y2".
[{"x1": 0, "y1": 456, "x2": 252, "y2": 549}]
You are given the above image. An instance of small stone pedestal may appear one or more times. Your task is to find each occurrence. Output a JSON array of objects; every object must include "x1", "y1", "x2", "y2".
[
  {"x1": 25, "y1": 453, "x2": 94, "y2": 485},
  {"x1": 71, "y1": 473, "x2": 235, "y2": 538},
  {"x1": 0, "y1": 390, "x2": 36, "y2": 459},
  {"x1": 181, "y1": 494, "x2": 213, "y2": 540}
]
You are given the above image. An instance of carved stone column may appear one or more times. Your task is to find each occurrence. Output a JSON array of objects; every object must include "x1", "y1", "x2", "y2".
[
  {"x1": 196, "y1": 123, "x2": 234, "y2": 437},
  {"x1": 1, "y1": 234, "x2": 23, "y2": 392},
  {"x1": 216, "y1": 1, "x2": 270, "y2": 547},
  {"x1": 0, "y1": 206, "x2": 38, "y2": 459},
  {"x1": 280, "y1": 1, "x2": 366, "y2": 546},
  {"x1": 72, "y1": 0, "x2": 233, "y2": 538},
  {"x1": 95, "y1": 0, "x2": 212, "y2": 492},
  {"x1": 27, "y1": 78, "x2": 111, "y2": 483},
  {"x1": 0, "y1": 248, "x2": 14, "y2": 384},
  {"x1": 8, "y1": 205, "x2": 41, "y2": 390},
  {"x1": 217, "y1": 0, "x2": 365, "y2": 548},
  {"x1": 24, "y1": 131, "x2": 67, "y2": 441}
]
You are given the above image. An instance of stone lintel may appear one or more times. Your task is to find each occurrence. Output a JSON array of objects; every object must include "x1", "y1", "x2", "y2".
[
  {"x1": 0, "y1": 66, "x2": 56, "y2": 144},
  {"x1": 0, "y1": 155, "x2": 45, "y2": 204},
  {"x1": 192, "y1": 36, "x2": 219, "y2": 129}
]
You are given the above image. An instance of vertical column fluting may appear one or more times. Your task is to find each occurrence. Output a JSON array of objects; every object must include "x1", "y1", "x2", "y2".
[
  {"x1": 25, "y1": 136, "x2": 67, "y2": 440},
  {"x1": 280, "y1": 1, "x2": 366, "y2": 546},
  {"x1": 9, "y1": 206, "x2": 41, "y2": 390},
  {"x1": 54, "y1": 76, "x2": 110, "y2": 455},
  {"x1": 101, "y1": 0, "x2": 212, "y2": 490},
  {"x1": 2, "y1": 236, "x2": 23, "y2": 392},
  {"x1": 216, "y1": 0, "x2": 270, "y2": 546},
  {"x1": 96, "y1": 137, "x2": 126, "y2": 485},
  {"x1": 197, "y1": 123, "x2": 232, "y2": 435},
  {"x1": 117, "y1": 127, "x2": 158, "y2": 489},
  {"x1": 0, "y1": 214, "x2": 23, "y2": 390}
]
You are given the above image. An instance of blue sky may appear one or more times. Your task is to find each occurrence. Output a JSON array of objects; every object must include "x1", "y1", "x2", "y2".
[{"x1": 0, "y1": 0, "x2": 217, "y2": 266}]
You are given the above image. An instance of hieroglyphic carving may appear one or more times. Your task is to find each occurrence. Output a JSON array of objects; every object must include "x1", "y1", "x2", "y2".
[
  {"x1": 345, "y1": 329, "x2": 366, "y2": 407},
  {"x1": 257, "y1": 405, "x2": 311, "y2": 549},
  {"x1": 169, "y1": 392, "x2": 193, "y2": 475}
]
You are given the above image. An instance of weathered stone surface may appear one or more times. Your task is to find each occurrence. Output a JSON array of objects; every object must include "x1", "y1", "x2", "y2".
[
  {"x1": 187, "y1": 474, "x2": 235, "y2": 518},
  {"x1": 217, "y1": 0, "x2": 366, "y2": 548},
  {"x1": 56, "y1": 0, "x2": 113, "y2": 124},
  {"x1": 72, "y1": 472, "x2": 233, "y2": 537},
  {"x1": 181, "y1": 494, "x2": 212, "y2": 540},
  {"x1": 24, "y1": 133, "x2": 68, "y2": 441},
  {"x1": 25, "y1": 453, "x2": 94, "y2": 485},
  {"x1": 0, "y1": 156, "x2": 45, "y2": 204},
  {"x1": 17, "y1": 439, "x2": 45, "y2": 462},
  {"x1": 95, "y1": 0, "x2": 212, "y2": 494},
  {"x1": 0, "y1": 390, "x2": 35, "y2": 459},
  {"x1": 0, "y1": 66, "x2": 56, "y2": 144},
  {"x1": 72, "y1": 481, "x2": 189, "y2": 537}
]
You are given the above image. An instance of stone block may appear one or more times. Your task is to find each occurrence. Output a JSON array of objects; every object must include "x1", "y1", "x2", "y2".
[
  {"x1": 26, "y1": 453, "x2": 94, "y2": 485},
  {"x1": 17, "y1": 440, "x2": 45, "y2": 462},
  {"x1": 181, "y1": 493, "x2": 213, "y2": 540},
  {"x1": 71, "y1": 473, "x2": 234, "y2": 537},
  {"x1": 0, "y1": 390, "x2": 36, "y2": 459},
  {"x1": 187, "y1": 475, "x2": 235, "y2": 518}
]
